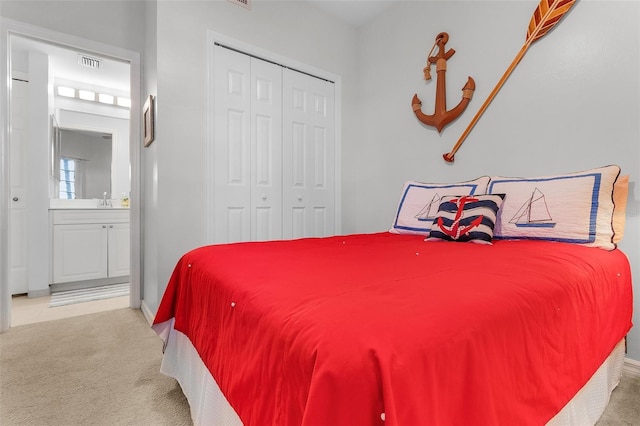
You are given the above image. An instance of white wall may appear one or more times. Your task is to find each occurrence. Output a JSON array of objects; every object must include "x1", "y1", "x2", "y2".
[
  {"x1": 143, "y1": 1, "x2": 358, "y2": 312},
  {"x1": 0, "y1": 1, "x2": 146, "y2": 54},
  {"x1": 352, "y1": 1, "x2": 640, "y2": 361},
  {"x1": 142, "y1": 0, "x2": 159, "y2": 317}
]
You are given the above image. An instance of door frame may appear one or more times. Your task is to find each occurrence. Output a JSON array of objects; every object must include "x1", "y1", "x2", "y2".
[
  {"x1": 0, "y1": 17, "x2": 142, "y2": 331},
  {"x1": 205, "y1": 30, "x2": 343, "y2": 244}
]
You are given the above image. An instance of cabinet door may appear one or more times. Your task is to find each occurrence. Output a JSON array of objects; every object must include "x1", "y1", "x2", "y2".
[
  {"x1": 108, "y1": 223, "x2": 130, "y2": 278},
  {"x1": 282, "y1": 68, "x2": 336, "y2": 239},
  {"x1": 53, "y1": 224, "x2": 107, "y2": 283}
]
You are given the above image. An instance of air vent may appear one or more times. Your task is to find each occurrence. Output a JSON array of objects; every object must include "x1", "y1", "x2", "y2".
[
  {"x1": 228, "y1": 0, "x2": 251, "y2": 10},
  {"x1": 78, "y1": 55, "x2": 102, "y2": 70}
]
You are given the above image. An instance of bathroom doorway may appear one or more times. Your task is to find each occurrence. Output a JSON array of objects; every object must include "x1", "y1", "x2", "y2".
[{"x1": 1, "y1": 22, "x2": 141, "y2": 330}]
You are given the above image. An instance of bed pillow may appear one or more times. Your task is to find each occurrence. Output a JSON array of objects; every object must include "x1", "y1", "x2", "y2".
[
  {"x1": 487, "y1": 165, "x2": 621, "y2": 250},
  {"x1": 613, "y1": 175, "x2": 629, "y2": 244},
  {"x1": 426, "y1": 194, "x2": 505, "y2": 244},
  {"x1": 390, "y1": 176, "x2": 491, "y2": 236}
]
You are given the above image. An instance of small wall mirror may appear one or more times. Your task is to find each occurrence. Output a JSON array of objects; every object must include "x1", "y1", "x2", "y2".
[
  {"x1": 52, "y1": 108, "x2": 130, "y2": 201},
  {"x1": 56, "y1": 128, "x2": 113, "y2": 199}
]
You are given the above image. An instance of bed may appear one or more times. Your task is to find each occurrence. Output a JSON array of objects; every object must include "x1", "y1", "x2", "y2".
[{"x1": 153, "y1": 165, "x2": 633, "y2": 425}]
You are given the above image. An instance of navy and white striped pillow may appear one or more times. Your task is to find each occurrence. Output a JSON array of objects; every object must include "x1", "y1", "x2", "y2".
[{"x1": 426, "y1": 194, "x2": 505, "y2": 244}]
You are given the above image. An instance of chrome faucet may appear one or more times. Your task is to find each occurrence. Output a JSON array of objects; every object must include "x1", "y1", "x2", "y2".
[{"x1": 98, "y1": 192, "x2": 112, "y2": 208}]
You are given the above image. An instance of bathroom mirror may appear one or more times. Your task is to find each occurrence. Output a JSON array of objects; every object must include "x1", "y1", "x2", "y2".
[
  {"x1": 56, "y1": 128, "x2": 113, "y2": 199},
  {"x1": 53, "y1": 109, "x2": 130, "y2": 201}
]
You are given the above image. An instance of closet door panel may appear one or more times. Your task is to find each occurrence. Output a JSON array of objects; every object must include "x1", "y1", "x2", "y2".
[
  {"x1": 226, "y1": 207, "x2": 248, "y2": 243},
  {"x1": 212, "y1": 44, "x2": 336, "y2": 244},
  {"x1": 292, "y1": 208, "x2": 306, "y2": 239},
  {"x1": 251, "y1": 58, "x2": 282, "y2": 241},
  {"x1": 308, "y1": 82, "x2": 335, "y2": 237},
  {"x1": 214, "y1": 46, "x2": 251, "y2": 243},
  {"x1": 284, "y1": 117, "x2": 307, "y2": 239},
  {"x1": 313, "y1": 127, "x2": 327, "y2": 188},
  {"x1": 283, "y1": 69, "x2": 335, "y2": 239},
  {"x1": 291, "y1": 123, "x2": 306, "y2": 187},
  {"x1": 313, "y1": 207, "x2": 327, "y2": 237}
]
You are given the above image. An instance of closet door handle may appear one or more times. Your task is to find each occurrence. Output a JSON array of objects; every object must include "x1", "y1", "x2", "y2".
[
  {"x1": 102, "y1": 225, "x2": 107, "y2": 229},
  {"x1": 109, "y1": 225, "x2": 114, "y2": 229},
  {"x1": 12, "y1": 197, "x2": 18, "y2": 202}
]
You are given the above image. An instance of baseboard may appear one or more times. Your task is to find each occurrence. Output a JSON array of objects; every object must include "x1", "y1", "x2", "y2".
[
  {"x1": 50, "y1": 276, "x2": 129, "y2": 293},
  {"x1": 623, "y1": 357, "x2": 640, "y2": 378},
  {"x1": 27, "y1": 288, "x2": 50, "y2": 298},
  {"x1": 141, "y1": 299, "x2": 155, "y2": 326}
]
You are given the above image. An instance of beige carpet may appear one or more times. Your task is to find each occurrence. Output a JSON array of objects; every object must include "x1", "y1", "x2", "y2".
[
  {"x1": 0, "y1": 308, "x2": 192, "y2": 426},
  {"x1": 1, "y1": 307, "x2": 638, "y2": 425}
]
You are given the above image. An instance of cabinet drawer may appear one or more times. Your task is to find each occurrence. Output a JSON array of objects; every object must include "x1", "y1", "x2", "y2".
[{"x1": 52, "y1": 209, "x2": 130, "y2": 225}]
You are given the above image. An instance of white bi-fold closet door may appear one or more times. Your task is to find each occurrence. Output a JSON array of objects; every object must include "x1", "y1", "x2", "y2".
[{"x1": 213, "y1": 44, "x2": 335, "y2": 244}]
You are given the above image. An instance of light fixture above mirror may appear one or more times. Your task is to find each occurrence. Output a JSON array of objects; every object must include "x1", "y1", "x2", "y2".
[{"x1": 56, "y1": 84, "x2": 130, "y2": 109}]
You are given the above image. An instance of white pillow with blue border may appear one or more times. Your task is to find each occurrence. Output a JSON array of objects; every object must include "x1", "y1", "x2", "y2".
[
  {"x1": 487, "y1": 165, "x2": 620, "y2": 250},
  {"x1": 389, "y1": 176, "x2": 491, "y2": 236}
]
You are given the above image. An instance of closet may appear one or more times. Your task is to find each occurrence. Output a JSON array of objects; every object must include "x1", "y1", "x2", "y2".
[{"x1": 212, "y1": 44, "x2": 336, "y2": 244}]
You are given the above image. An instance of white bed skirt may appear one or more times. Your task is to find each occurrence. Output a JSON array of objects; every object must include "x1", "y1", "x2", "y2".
[{"x1": 154, "y1": 319, "x2": 625, "y2": 426}]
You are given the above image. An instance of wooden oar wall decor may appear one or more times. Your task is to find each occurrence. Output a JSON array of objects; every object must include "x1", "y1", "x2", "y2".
[{"x1": 443, "y1": 0, "x2": 577, "y2": 163}]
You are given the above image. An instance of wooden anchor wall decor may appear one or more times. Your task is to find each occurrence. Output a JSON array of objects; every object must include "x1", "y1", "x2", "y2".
[{"x1": 411, "y1": 32, "x2": 475, "y2": 133}]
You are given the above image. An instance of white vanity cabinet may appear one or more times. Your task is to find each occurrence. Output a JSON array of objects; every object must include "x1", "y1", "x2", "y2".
[{"x1": 51, "y1": 209, "x2": 130, "y2": 284}]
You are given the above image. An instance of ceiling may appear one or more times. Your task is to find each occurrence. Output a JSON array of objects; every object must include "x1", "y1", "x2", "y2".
[
  {"x1": 9, "y1": 1, "x2": 394, "y2": 91},
  {"x1": 305, "y1": 0, "x2": 398, "y2": 27}
]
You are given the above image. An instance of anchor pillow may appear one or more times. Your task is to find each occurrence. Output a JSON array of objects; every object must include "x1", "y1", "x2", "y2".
[
  {"x1": 426, "y1": 194, "x2": 505, "y2": 244},
  {"x1": 389, "y1": 177, "x2": 491, "y2": 236},
  {"x1": 487, "y1": 165, "x2": 621, "y2": 250}
]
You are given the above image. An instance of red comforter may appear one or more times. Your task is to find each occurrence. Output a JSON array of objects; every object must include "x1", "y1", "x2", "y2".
[{"x1": 153, "y1": 233, "x2": 633, "y2": 426}]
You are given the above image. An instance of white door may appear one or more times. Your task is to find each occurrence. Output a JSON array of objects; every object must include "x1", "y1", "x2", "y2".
[
  {"x1": 251, "y1": 57, "x2": 283, "y2": 241},
  {"x1": 213, "y1": 45, "x2": 283, "y2": 243},
  {"x1": 214, "y1": 46, "x2": 251, "y2": 243},
  {"x1": 108, "y1": 223, "x2": 130, "y2": 277},
  {"x1": 282, "y1": 69, "x2": 335, "y2": 239},
  {"x1": 9, "y1": 78, "x2": 29, "y2": 295}
]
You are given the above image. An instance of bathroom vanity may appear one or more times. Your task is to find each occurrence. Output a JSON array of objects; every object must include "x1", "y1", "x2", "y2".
[{"x1": 50, "y1": 205, "x2": 130, "y2": 292}]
